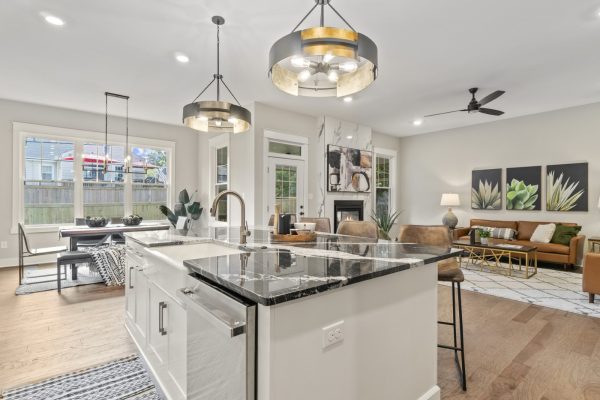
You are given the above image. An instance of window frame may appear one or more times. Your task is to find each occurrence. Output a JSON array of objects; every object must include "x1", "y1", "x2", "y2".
[
  {"x1": 373, "y1": 147, "x2": 397, "y2": 218},
  {"x1": 12, "y1": 122, "x2": 175, "y2": 233},
  {"x1": 208, "y1": 133, "x2": 230, "y2": 227}
]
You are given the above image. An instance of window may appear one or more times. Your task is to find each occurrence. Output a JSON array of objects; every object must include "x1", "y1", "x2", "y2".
[
  {"x1": 24, "y1": 137, "x2": 75, "y2": 225},
  {"x1": 275, "y1": 165, "x2": 298, "y2": 214},
  {"x1": 268, "y1": 140, "x2": 302, "y2": 157},
  {"x1": 214, "y1": 146, "x2": 228, "y2": 222},
  {"x1": 132, "y1": 147, "x2": 169, "y2": 220},
  {"x1": 374, "y1": 149, "x2": 396, "y2": 217},
  {"x1": 14, "y1": 123, "x2": 174, "y2": 228},
  {"x1": 83, "y1": 143, "x2": 125, "y2": 219}
]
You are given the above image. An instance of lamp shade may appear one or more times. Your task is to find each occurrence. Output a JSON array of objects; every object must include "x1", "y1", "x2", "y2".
[{"x1": 440, "y1": 193, "x2": 461, "y2": 207}]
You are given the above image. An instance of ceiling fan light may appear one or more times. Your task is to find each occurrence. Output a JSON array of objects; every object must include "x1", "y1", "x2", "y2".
[
  {"x1": 328, "y1": 70, "x2": 339, "y2": 82},
  {"x1": 339, "y1": 61, "x2": 358, "y2": 72},
  {"x1": 323, "y1": 53, "x2": 334, "y2": 63},
  {"x1": 291, "y1": 56, "x2": 309, "y2": 68}
]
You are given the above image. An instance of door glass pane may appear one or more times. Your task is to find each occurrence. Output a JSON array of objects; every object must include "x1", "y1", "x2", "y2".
[
  {"x1": 24, "y1": 137, "x2": 74, "y2": 225},
  {"x1": 83, "y1": 143, "x2": 125, "y2": 218},
  {"x1": 215, "y1": 146, "x2": 228, "y2": 222},
  {"x1": 275, "y1": 165, "x2": 298, "y2": 214},
  {"x1": 132, "y1": 147, "x2": 169, "y2": 220},
  {"x1": 268, "y1": 141, "x2": 302, "y2": 156}
]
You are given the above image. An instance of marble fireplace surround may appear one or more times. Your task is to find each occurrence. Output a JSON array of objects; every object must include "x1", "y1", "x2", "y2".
[{"x1": 315, "y1": 116, "x2": 373, "y2": 232}]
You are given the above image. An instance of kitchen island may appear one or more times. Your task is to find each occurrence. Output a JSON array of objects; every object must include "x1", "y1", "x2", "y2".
[{"x1": 124, "y1": 228, "x2": 461, "y2": 400}]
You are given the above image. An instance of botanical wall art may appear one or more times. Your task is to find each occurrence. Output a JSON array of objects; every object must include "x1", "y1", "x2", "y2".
[
  {"x1": 546, "y1": 162, "x2": 588, "y2": 211},
  {"x1": 471, "y1": 168, "x2": 502, "y2": 210},
  {"x1": 327, "y1": 145, "x2": 372, "y2": 192},
  {"x1": 506, "y1": 166, "x2": 542, "y2": 211}
]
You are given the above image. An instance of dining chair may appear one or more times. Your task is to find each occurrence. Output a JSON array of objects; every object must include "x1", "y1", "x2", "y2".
[
  {"x1": 398, "y1": 224, "x2": 467, "y2": 391},
  {"x1": 336, "y1": 221, "x2": 379, "y2": 242},
  {"x1": 18, "y1": 223, "x2": 67, "y2": 285},
  {"x1": 299, "y1": 217, "x2": 331, "y2": 233}
]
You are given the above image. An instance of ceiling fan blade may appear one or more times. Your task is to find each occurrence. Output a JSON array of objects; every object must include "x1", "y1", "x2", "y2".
[
  {"x1": 423, "y1": 109, "x2": 467, "y2": 118},
  {"x1": 478, "y1": 90, "x2": 505, "y2": 106},
  {"x1": 479, "y1": 108, "x2": 504, "y2": 116}
]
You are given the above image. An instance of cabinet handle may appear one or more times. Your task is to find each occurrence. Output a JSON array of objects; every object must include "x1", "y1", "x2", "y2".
[
  {"x1": 128, "y1": 266, "x2": 134, "y2": 289},
  {"x1": 158, "y1": 301, "x2": 167, "y2": 336}
]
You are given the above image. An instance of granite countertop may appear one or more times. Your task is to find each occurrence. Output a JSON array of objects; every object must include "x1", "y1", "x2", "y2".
[
  {"x1": 127, "y1": 227, "x2": 461, "y2": 306},
  {"x1": 181, "y1": 231, "x2": 462, "y2": 306}
]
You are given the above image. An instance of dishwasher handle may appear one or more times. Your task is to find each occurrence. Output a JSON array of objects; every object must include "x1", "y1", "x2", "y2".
[{"x1": 177, "y1": 288, "x2": 246, "y2": 338}]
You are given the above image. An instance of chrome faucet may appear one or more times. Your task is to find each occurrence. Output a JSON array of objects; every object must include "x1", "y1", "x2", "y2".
[{"x1": 210, "y1": 190, "x2": 251, "y2": 244}]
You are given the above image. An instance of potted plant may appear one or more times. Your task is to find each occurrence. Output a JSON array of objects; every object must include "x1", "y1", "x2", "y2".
[
  {"x1": 478, "y1": 229, "x2": 491, "y2": 245},
  {"x1": 371, "y1": 209, "x2": 402, "y2": 241},
  {"x1": 159, "y1": 189, "x2": 203, "y2": 229}
]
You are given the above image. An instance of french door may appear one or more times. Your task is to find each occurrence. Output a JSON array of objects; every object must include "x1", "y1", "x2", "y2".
[{"x1": 267, "y1": 157, "x2": 305, "y2": 223}]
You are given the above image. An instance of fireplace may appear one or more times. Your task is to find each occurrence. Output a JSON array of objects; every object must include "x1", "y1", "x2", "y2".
[{"x1": 333, "y1": 200, "x2": 364, "y2": 233}]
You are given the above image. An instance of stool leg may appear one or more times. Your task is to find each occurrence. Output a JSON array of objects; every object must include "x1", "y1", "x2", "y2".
[
  {"x1": 451, "y1": 282, "x2": 458, "y2": 358},
  {"x1": 57, "y1": 263, "x2": 61, "y2": 294},
  {"x1": 457, "y1": 282, "x2": 466, "y2": 391}
]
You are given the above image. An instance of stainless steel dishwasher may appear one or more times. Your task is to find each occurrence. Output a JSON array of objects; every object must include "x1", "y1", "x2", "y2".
[{"x1": 177, "y1": 275, "x2": 256, "y2": 400}]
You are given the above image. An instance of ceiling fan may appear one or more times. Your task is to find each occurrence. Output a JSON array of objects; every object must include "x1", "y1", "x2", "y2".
[{"x1": 424, "y1": 88, "x2": 506, "y2": 118}]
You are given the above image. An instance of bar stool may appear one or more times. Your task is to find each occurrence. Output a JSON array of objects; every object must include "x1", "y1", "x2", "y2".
[{"x1": 398, "y1": 224, "x2": 467, "y2": 391}]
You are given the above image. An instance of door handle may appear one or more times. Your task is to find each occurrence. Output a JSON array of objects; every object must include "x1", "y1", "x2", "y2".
[
  {"x1": 128, "y1": 266, "x2": 134, "y2": 289},
  {"x1": 158, "y1": 301, "x2": 167, "y2": 336}
]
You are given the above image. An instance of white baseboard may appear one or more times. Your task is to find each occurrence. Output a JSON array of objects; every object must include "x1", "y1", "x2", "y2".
[
  {"x1": 0, "y1": 254, "x2": 57, "y2": 268},
  {"x1": 418, "y1": 386, "x2": 441, "y2": 400}
]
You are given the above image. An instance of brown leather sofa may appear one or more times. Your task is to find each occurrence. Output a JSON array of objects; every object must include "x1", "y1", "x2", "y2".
[
  {"x1": 583, "y1": 253, "x2": 600, "y2": 303},
  {"x1": 454, "y1": 219, "x2": 585, "y2": 268}
]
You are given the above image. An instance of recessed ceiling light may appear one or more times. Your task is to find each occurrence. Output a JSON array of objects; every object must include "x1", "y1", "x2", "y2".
[
  {"x1": 42, "y1": 13, "x2": 65, "y2": 26},
  {"x1": 413, "y1": 119, "x2": 423, "y2": 126},
  {"x1": 343, "y1": 96, "x2": 353, "y2": 103},
  {"x1": 175, "y1": 53, "x2": 189, "y2": 63},
  {"x1": 346, "y1": 135, "x2": 353, "y2": 139}
]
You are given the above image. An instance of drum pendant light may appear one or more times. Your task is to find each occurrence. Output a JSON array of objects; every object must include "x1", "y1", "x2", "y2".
[
  {"x1": 183, "y1": 16, "x2": 251, "y2": 134},
  {"x1": 269, "y1": 0, "x2": 378, "y2": 98}
]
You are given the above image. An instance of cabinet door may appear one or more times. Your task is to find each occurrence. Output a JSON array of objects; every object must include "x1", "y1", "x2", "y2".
[
  {"x1": 125, "y1": 257, "x2": 136, "y2": 322},
  {"x1": 148, "y1": 282, "x2": 169, "y2": 366},
  {"x1": 168, "y1": 301, "x2": 187, "y2": 398},
  {"x1": 134, "y1": 268, "x2": 149, "y2": 341}
]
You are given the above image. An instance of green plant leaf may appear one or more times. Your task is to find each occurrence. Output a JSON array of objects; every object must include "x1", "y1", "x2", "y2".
[{"x1": 178, "y1": 189, "x2": 190, "y2": 205}]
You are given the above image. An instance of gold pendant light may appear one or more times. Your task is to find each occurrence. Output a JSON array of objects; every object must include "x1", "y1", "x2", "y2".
[
  {"x1": 183, "y1": 16, "x2": 251, "y2": 134},
  {"x1": 269, "y1": 0, "x2": 378, "y2": 98}
]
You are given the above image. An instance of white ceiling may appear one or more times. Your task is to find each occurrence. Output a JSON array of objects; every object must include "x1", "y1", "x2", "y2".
[{"x1": 1, "y1": 0, "x2": 600, "y2": 137}]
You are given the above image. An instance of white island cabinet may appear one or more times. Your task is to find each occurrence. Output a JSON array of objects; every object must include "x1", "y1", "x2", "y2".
[{"x1": 125, "y1": 230, "x2": 462, "y2": 400}]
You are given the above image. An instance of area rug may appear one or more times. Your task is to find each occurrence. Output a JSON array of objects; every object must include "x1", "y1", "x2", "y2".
[
  {"x1": 442, "y1": 262, "x2": 600, "y2": 318},
  {"x1": 1, "y1": 355, "x2": 161, "y2": 400},
  {"x1": 15, "y1": 265, "x2": 104, "y2": 295}
]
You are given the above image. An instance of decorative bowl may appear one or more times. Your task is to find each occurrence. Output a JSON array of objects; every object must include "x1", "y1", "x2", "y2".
[
  {"x1": 122, "y1": 214, "x2": 143, "y2": 226},
  {"x1": 85, "y1": 216, "x2": 108, "y2": 228},
  {"x1": 294, "y1": 222, "x2": 316, "y2": 232}
]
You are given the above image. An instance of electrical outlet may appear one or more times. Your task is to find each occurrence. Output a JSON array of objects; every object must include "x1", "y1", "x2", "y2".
[
  {"x1": 322, "y1": 320, "x2": 344, "y2": 349},
  {"x1": 0, "y1": 241, "x2": 7, "y2": 249}
]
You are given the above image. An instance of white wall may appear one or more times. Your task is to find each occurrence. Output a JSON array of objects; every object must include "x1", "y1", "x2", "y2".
[
  {"x1": 398, "y1": 102, "x2": 600, "y2": 239},
  {"x1": 2, "y1": 98, "x2": 201, "y2": 267}
]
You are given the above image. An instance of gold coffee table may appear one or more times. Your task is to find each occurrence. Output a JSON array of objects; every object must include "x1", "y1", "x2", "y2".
[{"x1": 453, "y1": 239, "x2": 538, "y2": 279}]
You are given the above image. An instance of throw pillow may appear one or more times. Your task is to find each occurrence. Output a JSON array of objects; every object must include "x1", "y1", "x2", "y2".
[
  {"x1": 550, "y1": 224, "x2": 582, "y2": 246},
  {"x1": 471, "y1": 226, "x2": 517, "y2": 240},
  {"x1": 530, "y1": 223, "x2": 557, "y2": 243}
]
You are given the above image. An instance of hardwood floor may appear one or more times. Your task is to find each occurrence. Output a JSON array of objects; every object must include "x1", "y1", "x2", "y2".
[
  {"x1": 0, "y1": 266, "x2": 135, "y2": 392},
  {"x1": 438, "y1": 285, "x2": 600, "y2": 399},
  {"x1": 2, "y1": 265, "x2": 600, "y2": 398}
]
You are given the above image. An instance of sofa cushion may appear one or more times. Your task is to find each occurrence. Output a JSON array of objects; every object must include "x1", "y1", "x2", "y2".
[
  {"x1": 470, "y1": 219, "x2": 518, "y2": 230},
  {"x1": 517, "y1": 221, "x2": 578, "y2": 240},
  {"x1": 511, "y1": 240, "x2": 570, "y2": 255},
  {"x1": 530, "y1": 223, "x2": 557, "y2": 244},
  {"x1": 551, "y1": 224, "x2": 582, "y2": 245}
]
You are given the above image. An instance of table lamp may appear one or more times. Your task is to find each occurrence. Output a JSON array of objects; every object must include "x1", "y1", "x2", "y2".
[{"x1": 441, "y1": 193, "x2": 460, "y2": 229}]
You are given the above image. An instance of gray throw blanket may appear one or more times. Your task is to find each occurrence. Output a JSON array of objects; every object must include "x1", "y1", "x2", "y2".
[{"x1": 83, "y1": 245, "x2": 126, "y2": 286}]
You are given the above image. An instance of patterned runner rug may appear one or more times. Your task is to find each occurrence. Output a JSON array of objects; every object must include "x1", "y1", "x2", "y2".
[
  {"x1": 440, "y1": 261, "x2": 600, "y2": 318},
  {"x1": 1, "y1": 355, "x2": 161, "y2": 400}
]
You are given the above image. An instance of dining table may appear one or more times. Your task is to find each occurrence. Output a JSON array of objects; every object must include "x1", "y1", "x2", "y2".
[{"x1": 59, "y1": 222, "x2": 170, "y2": 250}]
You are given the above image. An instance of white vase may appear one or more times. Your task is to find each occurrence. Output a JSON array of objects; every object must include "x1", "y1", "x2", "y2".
[{"x1": 480, "y1": 238, "x2": 488, "y2": 245}]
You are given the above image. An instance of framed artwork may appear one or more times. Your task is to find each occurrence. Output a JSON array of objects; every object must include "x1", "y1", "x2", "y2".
[
  {"x1": 327, "y1": 145, "x2": 372, "y2": 192},
  {"x1": 506, "y1": 166, "x2": 542, "y2": 210},
  {"x1": 546, "y1": 162, "x2": 588, "y2": 211},
  {"x1": 471, "y1": 168, "x2": 502, "y2": 210}
]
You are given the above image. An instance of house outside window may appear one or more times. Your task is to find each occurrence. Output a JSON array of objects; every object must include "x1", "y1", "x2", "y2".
[{"x1": 374, "y1": 148, "x2": 397, "y2": 218}]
